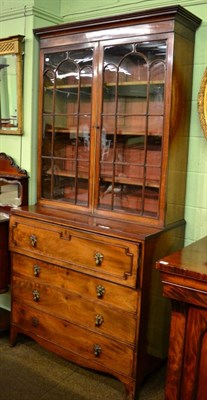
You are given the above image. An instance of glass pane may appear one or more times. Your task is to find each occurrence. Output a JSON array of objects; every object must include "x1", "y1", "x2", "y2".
[
  {"x1": 143, "y1": 187, "x2": 159, "y2": 215},
  {"x1": 53, "y1": 175, "x2": 68, "y2": 200},
  {"x1": 77, "y1": 179, "x2": 89, "y2": 206},
  {"x1": 41, "y1": 158, "x2": 52, "y2": 198},
  {"x1": 63, "y1": 178, "x2": 89, "y2": 206},
  {"x1": 149, "y1": 62, "x2": 165, "y2": 115},
  {"x1": 103, "y1": 64, "x2": 116, "y2": 114},
  {"x1": 148, "y1": 116, "x2": 164, "y2": 136},
  {"x1": 43, "y1": 69, "x2": 54, "y2": 114},
  {"x1": 54, "y1": 133, "x2": 68, "y2": 160},
  {"x1": 44, "y1": 52, "x2": 67, "y2": 69},
  {"x1": 117, "y1": 53, "x2": 147, "y2": 119},
  {"x1": 135, "y1": 41, "x2": 166, "y2": 61},
  {"x1": 80, "y1": 66, "x2": 93, "y2": 114},
  {"x1": 42, "y1": 116, "x2": 53, "y2": 156},
  {"x1": 78, "y1": 139, "x2": 90, "y2": 176},
  {"x1": 98, "y1": 40, "x2": 166, "y2": 217},
  {"x1": 117, "y1": 115, "x2": 146, "y2": 135},
  {"x1": 55, "y1": 60, "x2": 79, "y2": 114},
  {"x1": 63, "y1": 177, "x2": 75, "y2": 202}
]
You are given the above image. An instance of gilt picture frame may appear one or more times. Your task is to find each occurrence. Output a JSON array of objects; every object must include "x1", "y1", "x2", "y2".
[
  {"x1": 0, "y1": 35, "x2": 24, "y2": 135},
  {"x1": 198, "y1": 67, "x2": 207, "y2": 139}
]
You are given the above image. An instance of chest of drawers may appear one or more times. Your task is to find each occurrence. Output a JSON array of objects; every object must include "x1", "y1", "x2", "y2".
[
  {"x1": 13, "y1": 6, "x2": 201, "y2": 398},
  {"x1": 9, "y1": 205, "x2": 185, "y2": 399}
]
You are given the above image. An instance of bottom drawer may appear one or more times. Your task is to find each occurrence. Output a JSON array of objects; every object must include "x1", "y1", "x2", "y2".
[{"x1": 12, "y1": 301, "x2": 134, "y2": 377}]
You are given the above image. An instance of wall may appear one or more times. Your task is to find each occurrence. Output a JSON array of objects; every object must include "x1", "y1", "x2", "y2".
[{"x1": 0, "y1": 0, "x2": 206, "y2": 309}]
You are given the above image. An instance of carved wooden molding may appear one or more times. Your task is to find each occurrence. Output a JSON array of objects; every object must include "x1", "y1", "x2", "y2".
[
  {"x1": 198, "y1": 67, "x2": 207, "y2": 139},
  {"x1": 0, "y1": 152, "x2": 28, "y2": 177}
]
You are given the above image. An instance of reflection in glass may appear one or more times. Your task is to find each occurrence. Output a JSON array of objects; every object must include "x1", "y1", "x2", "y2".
[
  {"x1": 43, "y1": 70, "x2": 54, "y2": 113},
  {"x1": 0, "y1": 178, "x2": 22, "y2": 207},
  {"x1": 0, "y1": 55, "x2": 17, "y2": 128}
]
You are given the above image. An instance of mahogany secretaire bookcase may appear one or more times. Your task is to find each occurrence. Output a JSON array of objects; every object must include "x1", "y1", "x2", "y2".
[{"x1": 8, "y1": 6, "x2": 201, "y2": 399}]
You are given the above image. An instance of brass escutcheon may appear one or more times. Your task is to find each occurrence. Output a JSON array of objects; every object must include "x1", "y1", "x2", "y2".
[{"x1": 94, "y1": 252, "x2": 104, "y2": 266}]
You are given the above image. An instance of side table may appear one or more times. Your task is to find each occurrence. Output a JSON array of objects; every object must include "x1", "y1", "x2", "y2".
[
  {"x1": 0, "y1": 216, "x2": 10, "y2": 332},
  {"x1": 156, "y1": 236, "x2": 207, "y2": 400}
]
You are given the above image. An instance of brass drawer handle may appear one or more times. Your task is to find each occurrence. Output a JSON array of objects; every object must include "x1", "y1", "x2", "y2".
[
  {"x1": 33, "y1": 265, "x2": 41, "y2": 277},
  {"x1": 33, "y1": 289, "x2": 40, "y2": 302},
  {"x1": 94, "y1": 252, "x2": 104, "y2": 266},
  {"x1": 95, "y1": 314, "x2": 104, "y2": 326},
  {"x1": 30, "y1": 234, "x2": 37, "y2": 247},
  {"x1": 93, "y1": 344, "x2": 102, "y2": 357},
  {"x1": 96, "y1": 285, "x2": 105, "y2": 298}
]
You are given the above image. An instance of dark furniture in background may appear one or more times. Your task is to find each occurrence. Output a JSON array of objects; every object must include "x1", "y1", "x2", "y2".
[
  {"x1": 156, "y1": 236, "x2": 207, "y2": 400},
  {"x1": 0, "y1": 153, "x2": 28, "y2": 331}
]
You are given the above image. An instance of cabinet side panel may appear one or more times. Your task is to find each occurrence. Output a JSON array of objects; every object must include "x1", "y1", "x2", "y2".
[
  {"x1": 136, "y1": 222, "x2": 185, "y2": 385},
  {"x1": 166, "y1": 29, "x2": 196, "y2": 225}
]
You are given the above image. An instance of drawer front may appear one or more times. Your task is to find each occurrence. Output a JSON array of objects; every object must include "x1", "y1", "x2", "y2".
[
  {"x1": 12, "y1": 253, "x2": 138, "y2": 313},
  {"x1": 12, "y1": 301, "x2": 134, "y2": 377},
  {"x1": 12, "y1": 275, "x2": 137, "y2": 344},
  {"x1": 10, "y1": 216, "x2": 139, "y2": 287}
]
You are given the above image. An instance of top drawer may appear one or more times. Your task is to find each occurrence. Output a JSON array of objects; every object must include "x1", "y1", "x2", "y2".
[{"x1": 9, "y1": 215, "x2": 140, "y2": 287}]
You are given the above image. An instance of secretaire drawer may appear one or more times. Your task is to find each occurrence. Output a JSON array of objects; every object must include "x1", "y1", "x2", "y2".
[
  {"x1": 12, "y1": 254, "x2": 138, "y2": 313},
  {"x1": 12, "y1": 302, "x2": 134, "y2": 377},
  {"x1": 9, "y1": 215, "x2": 140, "y2": 287}
]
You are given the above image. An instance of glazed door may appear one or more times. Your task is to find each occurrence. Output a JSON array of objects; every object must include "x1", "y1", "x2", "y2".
[
  {"x1": 39, "y1": 36, "x2": 170, "y2": 220},
  {"x1": 39, "y1": 43, "x2": 98, "y2": 210},
  {"x1": 95, "y1": 38, "x2": 168, "y2": 220}
]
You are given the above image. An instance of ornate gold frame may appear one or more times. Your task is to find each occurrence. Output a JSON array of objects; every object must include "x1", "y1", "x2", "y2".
[
  {"x1": 198, "y1": 67, "x2": 207, "y2": 139},
  {"x1": 0, "y1": 35, "x2": 24, "y2": 135}
]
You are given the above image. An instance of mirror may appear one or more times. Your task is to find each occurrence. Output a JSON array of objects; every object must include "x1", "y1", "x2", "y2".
[
  {"x1": 0, "y1": 178, "x2": 22, "y2": 208},
  {"x1": 0, "y1": 35, "x2": 24, "y2": 135},
  {"x1": 198, "y1": 67, "x2": 207, "y2": 139}
]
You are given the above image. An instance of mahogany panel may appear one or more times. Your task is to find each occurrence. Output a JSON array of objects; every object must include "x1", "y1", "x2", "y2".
[
  {"x1": 181, "y1": 308, "x2": 207, "y2": 399},
  {"x1": 12, "y1": 253, "x2": 138, "y2": 313},
  {"x1": 157, "y1": 236, "x2": 207, "y2": 400},
  {"x1": 12, "y1": 301, "x2": 134, "y2": 377},
  {"x1": 12, "y1": 275, "x2": 137, "y2": 344},
  {"x1": 10, "y1": 215, "x2": 139, "y2": 287}
]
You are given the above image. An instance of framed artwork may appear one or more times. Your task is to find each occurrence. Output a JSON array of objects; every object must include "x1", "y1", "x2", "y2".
[{"x1": 198, "y1": 67, "x2": 207, "y2": 139}]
